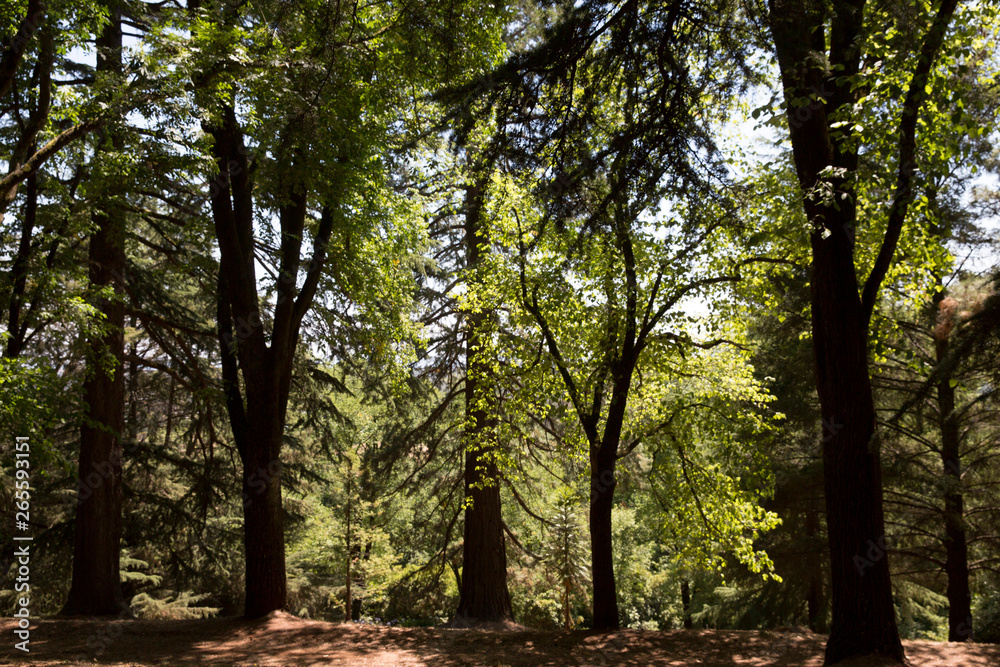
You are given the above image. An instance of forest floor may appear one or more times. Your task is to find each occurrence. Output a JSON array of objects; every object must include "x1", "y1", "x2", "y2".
[{"x1": 1, "y1": 612, "x2": 999, "y2": 666}]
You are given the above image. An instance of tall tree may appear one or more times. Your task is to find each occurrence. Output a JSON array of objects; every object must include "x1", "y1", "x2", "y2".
[
  {"x1": 767, "y1": 0, "x2": 962, "y2": 661},
  {"x1": 190, "y1": 0, "x2": 503, "y2": 617},
  {"x1": 445, "y1": 0, "x2": 766, "y2": 629},
  {"x1": 62, "y1": 0, "x2": 127, "y2": 616},
  {"x1": 454, "y1": 174, "x2": 513, "y2": 622},
  {"x1": 876, "y1": 277, "x2": 1000, "y2": 642}
]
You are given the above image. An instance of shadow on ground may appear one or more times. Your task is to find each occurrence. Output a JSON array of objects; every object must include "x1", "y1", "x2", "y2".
[{"x1": 1, "y1": 613, "x2": 997, "y2": 666}]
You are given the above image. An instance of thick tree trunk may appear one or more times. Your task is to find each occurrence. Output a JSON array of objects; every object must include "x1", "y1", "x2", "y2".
[
  {"x1": 765, "y1": 0, "x2": 961, "y2": 659},
  {"x1": 206, "y1": 101, "x2": 332, "y2": 618},
  {"x1": 805, "y1": 506, "x2": 827, "y2": 633},
  {"x1": 63, "y1": 208, "x2": 126, "y2": 614},
  {"x1": 455, "y1": 446, "x2": 511, "y2": 621},
  {"x1": 239, "y1": 424, "x2": 287, "y2": 618},
  {"x1": 934, "y1": 296, "x2": 972, "y2": 641},
  {"x1": 455, "y1": 181, "x2": 512, "y2": 622},
  {"x1": 810, "y1": 181, "x2": 903, "y2": 667},
  {"x1": 62, "y1": 1, "x2": 126, "y2": 617}
]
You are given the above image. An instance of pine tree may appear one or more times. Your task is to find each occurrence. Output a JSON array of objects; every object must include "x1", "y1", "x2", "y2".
[{"x1": 543, "y1": 489, "x2": 589, "y2": 630}]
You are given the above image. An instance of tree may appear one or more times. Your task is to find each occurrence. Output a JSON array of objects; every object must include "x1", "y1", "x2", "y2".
[
  {"x1": 189, "y1": 0, "x2": 502, "y2": 617},
  {"x1": 0, "y1": 0, "x2": 102, "y2": 223},
  {"x1": 875, "y1": 276, "x2": 1000, "y2": 642},
  {"x1": 62, "y1": 0, "x2": 127, "y2": 615},
  {"x1": 443, "y1": 0, "x2": 770, "y2": 629},
  {"x1": 454, "y1": 172, "x2": 514, "y2": 622},
  {"x1": 766, "y1": 0, "x2": 966, "y2": 661},
  {"x1": 543, "y1": 488, "x2": 588, "y2": 630}
]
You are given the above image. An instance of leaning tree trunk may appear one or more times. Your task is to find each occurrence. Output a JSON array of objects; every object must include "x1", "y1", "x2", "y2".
[
  {"x1": 933, "y1": 294, "x2": 972, "y2": 641},
  {"x1": 62, "y1": 0, "x2": 126, "y2": 617},
  {"x1": 455, "y1": 181, "x2": 512, "y2": 623}
]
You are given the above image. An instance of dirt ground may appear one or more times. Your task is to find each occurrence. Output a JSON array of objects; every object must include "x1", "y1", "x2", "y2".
[{"x1": 1, "y1": 612, "x2": 998, "y2": 666}]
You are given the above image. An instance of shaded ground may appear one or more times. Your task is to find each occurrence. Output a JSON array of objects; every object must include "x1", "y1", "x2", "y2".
[{"x1": 1, "y1": 612, "x2": 998, "y2": 666}]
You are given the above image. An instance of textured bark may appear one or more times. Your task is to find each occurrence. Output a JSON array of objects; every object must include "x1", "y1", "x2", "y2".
[
  {"x1": 811, "y1": 232, "x2": 900, "y2": 663},
  {"x1": 769, "y1": 0, "x2": 895, "y2": 662},
  {"x1": 209, "y1": 118, "x2": 286, "y2": 615},
  {"x1": 455, "y1": 181, "x2": 513, "y2": 623},
  {"x1": 805, "y1": 507, "x2": 827, "y2": 634},
  {"x1": 61, "y1": 0, "x2": 126, "y2": 617},
  {"x1": 455, "y1": 443, "x2": 512, "y2": 621},
  {"x1": 240, "y1": 411, "x2": 287, "y2": 617},
  {"x1": 934, "y1": 295, "x2": 972, "y2": 641}
]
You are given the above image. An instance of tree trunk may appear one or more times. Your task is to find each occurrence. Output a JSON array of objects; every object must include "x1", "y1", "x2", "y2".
[
  {"x1": 4, "y1": 173, "x2": 36, "y2": 358},
  {"x1": 207, "y1": 101, "x2": 333, "y2": 617},
  {"x1": 345, "y1": 459, "x2": 353, "y2": 622},
  {"x1": 810, "y1": 176, "x2": 903, "y2": 667},
  {"x1": 455, "y1": 182, "x2": 512, "y2": 622},
  {"x1": 164, "y1": 370, "x2": 176, "y2": 450},
  {"x1": 455, "y1": 420, "x2": 512, "y2": 621},
  {"x1": 934, "y1": 295, "x2": 972, "y2": 641},
  {"x1": 805, "y1": 506, "x2": 827, "y2": 633},
  {"x1": 681, "y1": 580, "x2": 693, "y2": 630},
  {"x1": 239, "y1": 398, "x2": 287, "y2": 617},
  {"x1": 563, "y1": 577, "x2": 571, "y2": 630},
  {"x1": 456, "y1": 444, "x2": 511, "y2": 620},
  {"x1": 352, "y1": 539, "x2": 368, "y2": 620},
  {"x1": 589, "y1": 441, "x2": 619, "y2": 630},
  {"x1": 765, "y1": 0, "x2": 964, "y2": 659},
  {"x1": 588, "y1": 360, "x2": 634, "y2": 631},
  {"x1": 62, "y1": 0, "x2": 126, "y2": 617}
]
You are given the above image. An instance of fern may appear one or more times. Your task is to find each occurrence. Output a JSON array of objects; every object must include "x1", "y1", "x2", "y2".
[{"x1": 130, "y1": 591, "x2": 221, "y2": 620}]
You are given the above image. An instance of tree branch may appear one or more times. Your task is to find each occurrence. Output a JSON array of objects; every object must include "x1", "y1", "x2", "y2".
[{"x1": 861, "y1": 0, "x2": 961, "y2": 326}]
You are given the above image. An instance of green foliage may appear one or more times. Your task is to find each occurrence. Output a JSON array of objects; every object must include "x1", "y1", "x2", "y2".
[
  {"x1": 541, "y1": 488, "x2": 589, "y2": 628},
  {"x1": 130, "y1": 591, "x2": 220, "y2": 620},
  {"x1": 974, "y1": 586, "x2": 1000, "y2": 644},
  {"x1": 893, "y1": 580, "x2": 948, "y2": 641},
  {"x1": 1, "y1": 0, "x2": 998, "y2": 641}
]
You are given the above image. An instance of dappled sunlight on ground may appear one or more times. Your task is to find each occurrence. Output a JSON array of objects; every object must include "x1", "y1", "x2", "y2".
[{"x1": 1, "y1": 613, "x2": 997, "y2": 666}]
